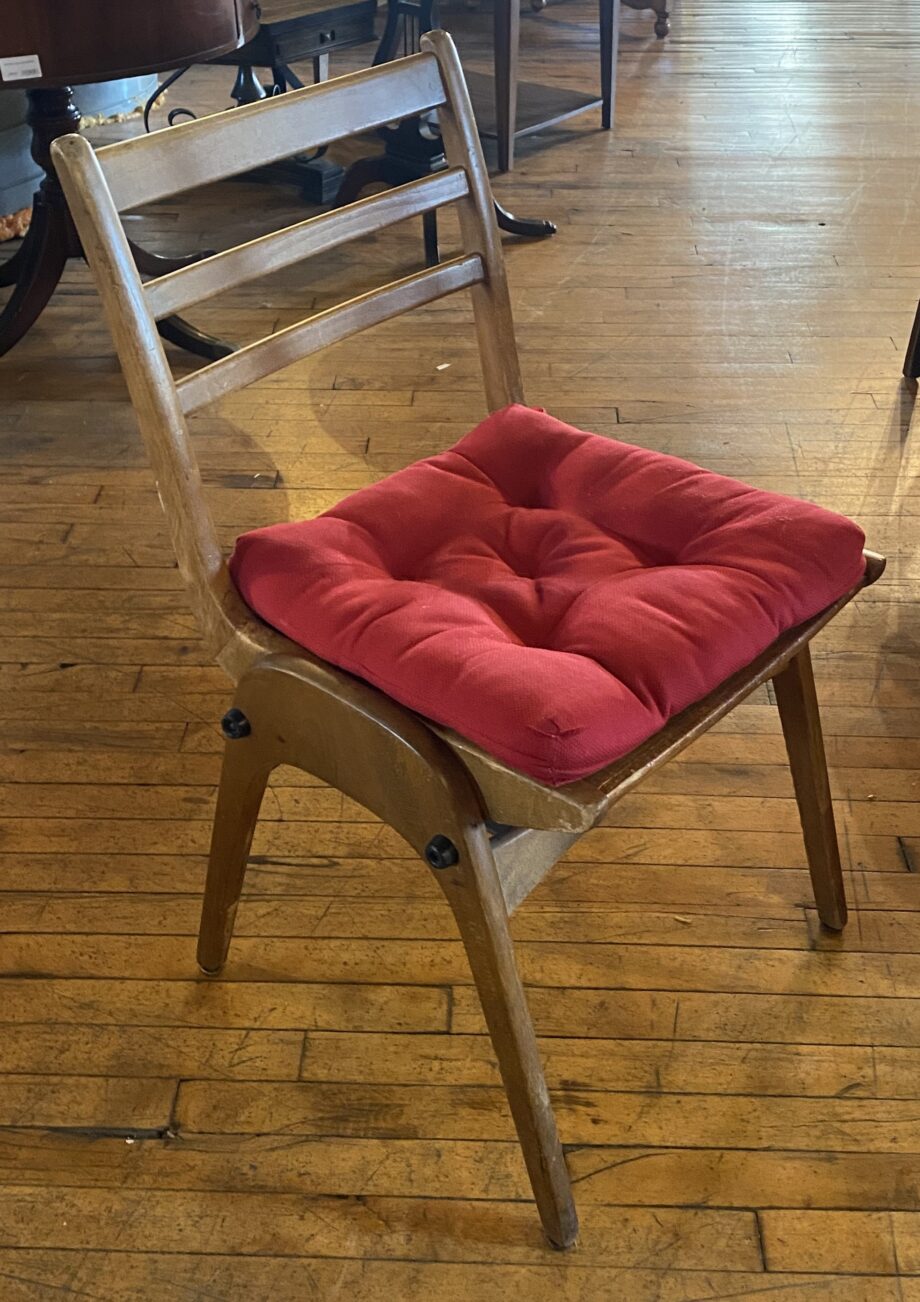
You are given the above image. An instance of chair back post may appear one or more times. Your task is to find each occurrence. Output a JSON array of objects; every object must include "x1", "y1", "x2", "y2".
[
  {"x1": 51, "y1": 134, "x2": 252, "y2": 667},
  {"x1": 52, "y1": 36, "x2": 525, "y2": 669},
  {"x1": 423, "y1": 31, "x2": 525, "y2": 411}
]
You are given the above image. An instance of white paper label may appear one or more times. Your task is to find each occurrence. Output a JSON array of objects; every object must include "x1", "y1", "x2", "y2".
[{"x1": 0, "y1": 54, "x2": 43, "y2": 82}]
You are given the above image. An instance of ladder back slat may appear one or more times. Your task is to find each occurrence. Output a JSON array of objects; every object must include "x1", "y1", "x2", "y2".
[
  {"x1": 98, "y1": 54, "x2": 447, "y2": 212},
  {"x1": 177, "y1": 253, "x2": 485, "y2": 414},
  {"x1": 145, "y1": 169, "x2": 471, "y2": 320}
]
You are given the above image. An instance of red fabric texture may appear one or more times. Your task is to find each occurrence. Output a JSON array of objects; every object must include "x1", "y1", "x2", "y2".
[{"x1": 229, "y1": 405, "x2": 866, "y2": 786}]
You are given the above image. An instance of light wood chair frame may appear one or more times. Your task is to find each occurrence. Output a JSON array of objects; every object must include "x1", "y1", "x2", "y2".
[{"x1": 53, "y1": 31, "x2": 883, "y2": 1250}]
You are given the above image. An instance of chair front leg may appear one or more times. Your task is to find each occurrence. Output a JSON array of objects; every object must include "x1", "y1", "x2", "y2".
[
  {"x1": 427, "y1": 821, "x2": 579, "y2": 1249},
  {"x1": 773, "y1": 645, "x2": 847, "y2": 930},
  {"x1": 197, "y1": 706, "x2": 273, "y2": 975},
  {"x1": 193, "y1": 654, "x2": 578, "y2": 1244}
]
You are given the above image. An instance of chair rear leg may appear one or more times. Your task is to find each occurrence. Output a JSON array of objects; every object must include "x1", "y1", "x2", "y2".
[
  {"x1": 197, "y1": 708, "x2": 273, "y2": 974},
  {"x1": 429, "y1": 824, "x2": 578, "y2": 1248},
  {"x1": 773, "y1": 645, "x2": 847, "y2": 930}
]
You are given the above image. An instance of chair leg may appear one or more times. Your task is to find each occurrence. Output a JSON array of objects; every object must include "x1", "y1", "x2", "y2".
[
  {"x1": 430, "y1": 823, "x2": 578, "y2": 1248},
  {"x1": 600, "y1": 0, "x2": 620, "y2": 130},
  {"x1": 773, "y1": 646, "x2": 847, "y2": 931},
  {"x1": 192, "y1": 655, "x2": 576, "y2": 1242},
  {"x1": 197, "y1": 712, "x2": 272, "y2": 975}
]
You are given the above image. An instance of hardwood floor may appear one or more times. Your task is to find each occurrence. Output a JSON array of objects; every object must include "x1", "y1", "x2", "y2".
[{"x1": 1, "y1": 0, "x2": 919, "y2": 1296}]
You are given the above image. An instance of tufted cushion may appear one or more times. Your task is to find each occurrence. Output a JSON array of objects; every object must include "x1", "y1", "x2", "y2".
[{"x1": 229, "y1": 405, "x2": 866, "y2": 787}]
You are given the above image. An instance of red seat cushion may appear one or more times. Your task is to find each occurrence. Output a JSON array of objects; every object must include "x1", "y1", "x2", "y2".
[{"x1": 229, "y1": 405, "x2": 866, "y2": 787}]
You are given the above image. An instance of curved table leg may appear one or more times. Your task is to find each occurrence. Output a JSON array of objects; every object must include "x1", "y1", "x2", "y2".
[
  {"x1": 127, "y1": 240, "x2": 235, "y2": 360},
  {"x1": 128, "y1": 240, "x2": 214, "y2": 277},
  {"x1": 0, "y1": 84, "x2": 230, "y2": 363},
  {"x1": 0, "y1": 236, "x2": 32, "y2": 289},
  {"x1": 157, "y1": 314, "x2": 235, "y2": 361},
  {"x1": 494, "y1": 201, "x2": 556, "y2": 239},
  {"x1": 338, "y1": 154, "x2": 443, "y2": 267},
  {"x1": 0, "y1": 197, "x2": 69, "y2": 358},
  {"x1": 335, "y1": 155, "x2": 396, "y2": 208}
]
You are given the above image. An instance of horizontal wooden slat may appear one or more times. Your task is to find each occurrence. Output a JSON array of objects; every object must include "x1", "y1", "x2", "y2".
[
  {"x1": 97, "y1": 54, "x2": 447, "y2": 211},
  {"x1": 177, "y1": 254, "x2": 484, "y2": 413},
  {"x1": 144, "y1": 169, "x2": 471, "y2": 320}
]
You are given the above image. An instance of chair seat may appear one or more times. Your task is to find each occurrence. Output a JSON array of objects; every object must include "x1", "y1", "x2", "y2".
[{"x1": 229, "y1": 405, "x2": 866, "y2": 786}]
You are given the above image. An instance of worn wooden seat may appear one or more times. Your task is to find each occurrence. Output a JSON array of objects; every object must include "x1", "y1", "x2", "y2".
[{"x1": 53, "y1": 32, "x2": 883, "y2": 1250}]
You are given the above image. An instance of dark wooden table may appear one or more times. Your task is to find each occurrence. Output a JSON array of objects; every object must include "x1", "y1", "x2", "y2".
[
  {"x1": 210, "y1": 0, "x2": 378, "y2": 202},
  {"x1": 0, "y1": 0, "x2": 257, "y2": 359}
]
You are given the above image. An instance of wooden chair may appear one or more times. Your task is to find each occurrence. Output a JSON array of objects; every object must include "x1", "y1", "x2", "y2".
[{"x1": 53, "y1": 31, "x2": 883, "y2": 1250}]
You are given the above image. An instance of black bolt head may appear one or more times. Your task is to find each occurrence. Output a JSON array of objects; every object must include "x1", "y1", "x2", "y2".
[
  {"x1": 425, "y1": 835, "x2": 459, "y2": 869},
  {"x1": 221, "y1": 707, "x2": 251, "y2": 740}
]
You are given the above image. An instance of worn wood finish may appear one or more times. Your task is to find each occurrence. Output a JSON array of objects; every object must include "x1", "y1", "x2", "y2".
[{"x1": 2, "y1": 0, "x2": 918, "y2": 1290}]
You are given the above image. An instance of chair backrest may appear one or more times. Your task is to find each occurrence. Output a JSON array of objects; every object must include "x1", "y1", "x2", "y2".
[{"x1": 52, "y1": 31, "x2": 523, "y2": 670}]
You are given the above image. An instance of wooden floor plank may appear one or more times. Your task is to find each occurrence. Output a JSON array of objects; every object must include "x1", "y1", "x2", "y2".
[
  {"x1": 0, "y1": 1254, "x2": 895, "y2": 1302},
  {"x1": 0, "y1": 1188, "x2": 764, "y2": 1268}
]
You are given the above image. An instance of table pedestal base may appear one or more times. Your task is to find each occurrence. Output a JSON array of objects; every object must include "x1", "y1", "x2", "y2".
[
  {"x1": 229, "y1": 64, "x2": 346, "y2": 205},
  {"x1": 0, "y1": 87, "x2": 233, "y2": 361},
  {"x1": 337, "y1": 118, "x2": 555, "y2": 267}
]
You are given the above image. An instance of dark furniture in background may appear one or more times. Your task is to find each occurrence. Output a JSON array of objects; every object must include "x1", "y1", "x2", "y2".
[
  {"x1": 468, "y1": 0, "x2": 620, "y2": 173},
  {"x1": 453, "y1": 0, "x2": 627, "y2": 172},
  {"x1": 622, "y1": 0, "x2": 669, "y2": 37},
  {"x1": 0, "y1": 0, "x2": 257, "y2": 358},
  {"x1": 211, "y1": 0, "x2": 378, "y2": 202},
  {"x1": 337, "y1": 0, "x2": 562, "y2": 263},
  {"x1": 534, "y1": 0, "x2": 668, "y2": 37}
]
